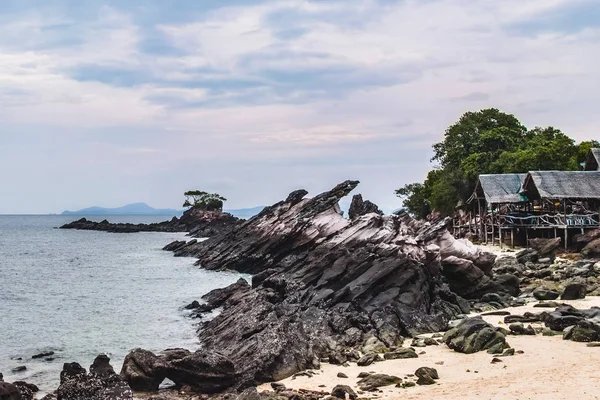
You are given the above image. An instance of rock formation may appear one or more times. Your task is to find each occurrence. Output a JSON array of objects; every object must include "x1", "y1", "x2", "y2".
[
  {"x1": 60, "y1": 208, "x2": 241, "y2": 236},
  {"x1": 127, "y1": 180, "x2": 502, "y2": 393}
]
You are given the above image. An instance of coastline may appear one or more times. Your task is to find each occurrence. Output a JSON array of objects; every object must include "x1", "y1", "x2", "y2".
[{"x1": 257, "y1": 297, "x2": 600, "y2": 400}]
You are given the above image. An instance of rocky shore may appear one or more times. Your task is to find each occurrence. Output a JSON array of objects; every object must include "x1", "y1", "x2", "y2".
[
  {"x1": 8, "y1": 180, "x2": 600, "y2": 400},
  {"x1": 59, "y1": 208, "x2": 241, "y2": 237}
]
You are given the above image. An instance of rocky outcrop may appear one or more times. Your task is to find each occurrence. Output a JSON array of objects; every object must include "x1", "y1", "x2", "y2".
[
  {"x1": 348, "y1": 194, "x2": 382, "y2": 220},
  {"x1": 55, "y1": 355, "x2": 133, "y2": 400},
  {"x1": 0, "y1": 382, "x2": 21, "y2": 400},
  {"x1": 120, "y1": 348, "x2": 237, "y2": 393},
  {"x1": 139, "y1": 181, "x2": 488, "y2": 392},
  {"x1": 60, "y1": 208, "x2": 241, "y2": 237}
]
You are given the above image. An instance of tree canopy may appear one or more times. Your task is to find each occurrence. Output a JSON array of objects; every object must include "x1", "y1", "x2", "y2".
[
  {"x1": 396, "y1": 108, "x2": 599, "y2": 218},
  {"x1": 183, "y1": 190, "x2": 227, "y2": 211}
]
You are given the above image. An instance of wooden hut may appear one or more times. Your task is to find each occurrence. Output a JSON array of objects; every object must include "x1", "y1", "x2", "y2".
[{"x1": 462, "y1": 171, "x2": 600, "y2": 248}]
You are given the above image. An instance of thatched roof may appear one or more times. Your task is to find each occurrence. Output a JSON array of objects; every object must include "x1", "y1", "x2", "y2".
[
  {"x1": 467, "y1": 173, "x2": 527, "y2": 204},
  {"x1": 584, "y1": 148, "x2": 600, "y2": 171},
  {"x1": 522, "y1": 171, "x2": 600, "y2": 199}
]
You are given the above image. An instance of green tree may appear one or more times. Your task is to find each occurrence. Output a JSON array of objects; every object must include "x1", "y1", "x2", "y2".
[
  {"x1": 183, "y1": 190, "x2": 227, "y2": 211},
  {"x1": 395, "y1": 109, "x2": 592, "y2": 219},
  {"x1": 395, "y1": 183, "x2": 430, "y2": 219}
]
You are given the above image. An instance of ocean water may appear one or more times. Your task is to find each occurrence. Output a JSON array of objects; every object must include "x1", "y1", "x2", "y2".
[{"x1": 0, "y1": 215, "x2": 245, "y2": 394}]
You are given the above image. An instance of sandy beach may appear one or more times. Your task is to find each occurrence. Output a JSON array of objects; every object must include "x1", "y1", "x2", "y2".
[{"x1": 258, "y1": 298, "x2": 600, "y2": 400}]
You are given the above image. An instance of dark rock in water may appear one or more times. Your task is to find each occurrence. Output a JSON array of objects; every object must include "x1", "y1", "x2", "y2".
[
  {"x1": 12, "y1": 381, "x2": 39, "y2": 400},
  {"x1": 533, "y1": 287, "x2": 560, "y2": 301},
  {"x1": 383, "y1": 348, "x2": 418, "y2": 360},
  {"x1": 11, "y1": 366, "x2": 26, "y2": 373},
  {"x1": 357, "y1": 374, "x2": 402, "y2": 391},
  {"x1": 561, "y1": 283, "x2": 586, "y2": 300},
  {"x1": 120, "y1": 349, "x2": 167, "y2": 392},
  {"x1": 443, "y1": 317, "x2": 507, "y2": 354},
  {"x1": 57, "y1": 356, "x2": 133, "y2": 400},
  {"x1": 151, "y1": 181, "x2": 488, "y2": 391},
  {"x1": 184, "y1": 300, "x2": 200, "y2": 310},
  {"x1": 348, "y1": 194, "x2": 383, "y2": 220},
  {"x1": 415, "y1": 367, "x2": 438, "y2": 385},
  {"x1": 331, "y1": 384, "x2": 357, "y2": 399},
  {"x1": 0, "y1": 382, "x2": 21, "y2": 400},
  {"x1": 60, "y1": 208, "x2": 242, "y2": 237},
  {"x1": 32, "y1": 351, "x2": 55, "y2": 359}
]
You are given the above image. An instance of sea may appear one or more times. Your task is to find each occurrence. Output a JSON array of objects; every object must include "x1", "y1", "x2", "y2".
[{"x1": 0, "y1": 215, "x2": 246, "y2": 395}]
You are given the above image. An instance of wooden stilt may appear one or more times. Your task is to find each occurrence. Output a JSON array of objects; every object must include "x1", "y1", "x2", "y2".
[
  {"x1": 564, "y1": 200, "x2": 568, "y2": 250},
  {"x1": 511, "y1": 229, "x2": 514, "y2": 248}
]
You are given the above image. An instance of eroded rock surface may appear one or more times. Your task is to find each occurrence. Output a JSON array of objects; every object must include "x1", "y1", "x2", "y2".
[{"x1": 142, "y1": 181, "x2": 485, "y2": 392}]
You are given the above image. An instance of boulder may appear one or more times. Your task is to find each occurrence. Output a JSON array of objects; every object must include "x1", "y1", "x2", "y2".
[
  {"x1": 357, "y1": 374, "x2": 402, "y2": 391},
  {"x1": 516, "y1": 249, "x2": 538, "y2": 264},
  {"x1": 528, "y1": 238, "x2": 561, "y2": 259},
  {"x1": 383, "y1": 348, "x2": 418, "y2": 360},
  {"x1": 574, "y1": 230, "x2": 600, "y2": 250},
  {"x1": 533, "y1": 287, "x2": 560, "y2": 301},
  {"x1": 561, "y1": 283, "x2": 587, "y2": 300},
  {"x1": 356, "y1": 353, "x2": 379, "y2": 366},
  {"x1": 443, "y1": 317, "x2": 507, "y2": 354},
  {"x1": 582, "y1": 238, "x2": 600, "y2": 257},
  {"x1": 331, "y1": 385, "x2": 357, "y2": 400},
  {"x1": 120, "y1": 349, "x2": 167, "y2": 392},
  {"x1": 564, "y1": 319, "x2": 600, "y2": 342},
  {"x1": 415, "y1": 367, "x2": 439, "y2": 385},
  {"x1": 0, "y1": 382, "x2": 21, "y2": 400}
]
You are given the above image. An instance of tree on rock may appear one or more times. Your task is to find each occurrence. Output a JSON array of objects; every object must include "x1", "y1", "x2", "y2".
[{"x1": 183, "y1": 191, "x2": 227, "y2": 211}]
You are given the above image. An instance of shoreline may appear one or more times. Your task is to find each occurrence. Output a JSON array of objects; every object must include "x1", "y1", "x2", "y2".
[{"x1": 257, "y1": 297, "x2": 600, "y2": 400}]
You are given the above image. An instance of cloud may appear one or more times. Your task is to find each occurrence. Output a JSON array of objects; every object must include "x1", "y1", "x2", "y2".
[{"x1": 0, "y1": 0, "x2": 599, "y2": 213}]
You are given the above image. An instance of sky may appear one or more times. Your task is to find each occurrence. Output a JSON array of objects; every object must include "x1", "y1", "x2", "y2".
[{"x1": 1, "y1": 0, "x2": 599, "y2": 214}]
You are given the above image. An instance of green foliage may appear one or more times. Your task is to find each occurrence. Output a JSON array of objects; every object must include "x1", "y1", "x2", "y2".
[
  {"x1": 395, "y1": 183, "x2": 430, "y2": 219},
  {"x1": 397, "y1": 108, "x2": 596, "y2": 218},
  {"x1": 183, "y1": 190, "x2": 227, "y2": 211}
]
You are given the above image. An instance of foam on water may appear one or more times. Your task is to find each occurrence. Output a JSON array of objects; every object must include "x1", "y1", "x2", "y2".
[{"x1": 0, "y1": 215, "x2": 245, "y2": 395}]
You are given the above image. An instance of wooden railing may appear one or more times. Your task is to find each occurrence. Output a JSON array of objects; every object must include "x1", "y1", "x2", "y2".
[{"x1": 485, "y1": 213, "x2": 599, "y2": 228}]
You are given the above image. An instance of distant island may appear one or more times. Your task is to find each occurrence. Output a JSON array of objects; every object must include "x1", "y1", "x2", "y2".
[{"x1": 61, "y1": 203, "x2": 265, "y2": 218}]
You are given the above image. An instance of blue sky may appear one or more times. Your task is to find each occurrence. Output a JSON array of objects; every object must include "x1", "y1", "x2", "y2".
[{"x1": 1, "y1": 0, "x2": 599, "y2": 213}]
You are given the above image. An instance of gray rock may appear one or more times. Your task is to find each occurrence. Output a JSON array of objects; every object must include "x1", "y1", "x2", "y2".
[
  {"x1": 561, "y1": 283, "x2": 586, "y2": 300},
  {"x1": 415, "y1": 367, "x2": 438, "y2": 385},
  {"x1": 358, "y1": 374, "x2": 402, "y2": 391}
]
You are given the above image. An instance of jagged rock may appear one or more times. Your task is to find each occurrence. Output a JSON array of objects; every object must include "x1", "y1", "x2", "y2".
[
  {"x1": 57, "y1": 356, "x2": 132, "y2": 400},
  {"x1": 443, "y1": 317, "x2": 507, "y2": 354},
  {"x1": 415, "y1": 367, "x2": 438, "y2": 385},
  {"x1": 348, "y1": 194, "x2": 383, "y2": 220},
  {"x1": 120, "y1": 349, "x2": 167, "y2": 392},
  {"x1": 533, "y1": 287, "x2": 560, "y2": 301},
  {"x1": 32, "y1": 351, "x2": 55, "y2": 359},
  {"x1": 331, "y1": 385, "x2": 357, "y2": 400},
  {"x1": 12, "y1": 381, "x2": 39, "y2": 400},
  {"x1": 11, "y1": 366, "x2": 26, "y2": 373},
  {"x1": 383, "y1": 348, "x2": 418, "y2": 360},
  {"x1": 357, "y1": 374, "x2": 402, "y2": 391},
  {"x1": 561, "y1": 283, "x2": 587, "y2": 300},
  {"x1": 155, "y1": 181, "x2": 484, "y2": 391}
]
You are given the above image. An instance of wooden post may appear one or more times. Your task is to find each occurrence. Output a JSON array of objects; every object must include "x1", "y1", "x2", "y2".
[
  {"x1": 525, "y1": 227, "x2": 529, "y2": 249},
  {"x1": 499, "y1": 226, "x2": 503, "y2": 249},
  {"x1": 477, "y1": 199, "x2": 482, "y2": 241},
  {"x1": 564, "y1": 200, "x2": 568, "y2": 250},
  {"x1": 511, "y1": 228, "x2": 514, "y2": 248},
  {"x1": 491, "y1": 206, "x2": 495, "y2": 246}
]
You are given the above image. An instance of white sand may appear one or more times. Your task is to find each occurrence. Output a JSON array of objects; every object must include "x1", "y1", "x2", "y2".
[{"x1": 258, "y1": 298, "x2": 600, "y2": 400}]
